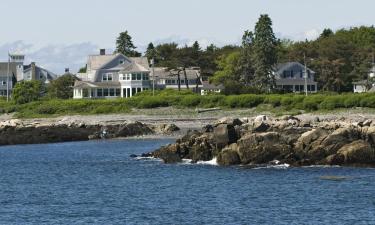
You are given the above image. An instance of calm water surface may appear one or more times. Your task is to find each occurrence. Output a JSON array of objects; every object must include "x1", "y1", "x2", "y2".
[{"x1": 0, "y1": 139, "x2": 374, "y2": 225}]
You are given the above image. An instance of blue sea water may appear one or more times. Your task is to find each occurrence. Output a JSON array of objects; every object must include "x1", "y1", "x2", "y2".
[{"x1": 0, "y1": 139, "x2": 374, "y2": 225}]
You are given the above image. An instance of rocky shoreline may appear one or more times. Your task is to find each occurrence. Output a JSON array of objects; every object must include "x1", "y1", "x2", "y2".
[
  {"x1": 143, "y1": 115, "x2": 375, "y2": 167},
  {"x1": 0, "y1": 119, "x2": 180, "y2": 146}
]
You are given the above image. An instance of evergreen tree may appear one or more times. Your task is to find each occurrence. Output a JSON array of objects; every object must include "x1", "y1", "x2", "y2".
[
  {"x1": 252, "y1": 14, "x2": 278, "y2": 91},
  {"x1": 145, "y1": 42, "x2": 156, "y2": 61},
  {"x1": 115, "y1": 31, "x2": 141, "y2": 57},
  {"x1": 239, "y1": 30, "x2": 254, "y2": 85}
]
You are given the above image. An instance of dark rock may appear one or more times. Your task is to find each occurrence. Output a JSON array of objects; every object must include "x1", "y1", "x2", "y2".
[
  {"x1": 129, "y1": 154, "x2": 138, "y2": 158},
  {"x1": 214, "y1": 124, "x2": 237, "y2": 148},
  {"x1": 253, "y1": 122, "x2": 270, "y2": 132}
]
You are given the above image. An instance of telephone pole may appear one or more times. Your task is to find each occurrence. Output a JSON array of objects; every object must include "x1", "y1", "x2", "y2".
[
  {"x1": 304, "y1": 53, "x2": 308, "y2": 96},
  {"x1": 6, "y1": 52, "x2": 10, "y2": 102}
]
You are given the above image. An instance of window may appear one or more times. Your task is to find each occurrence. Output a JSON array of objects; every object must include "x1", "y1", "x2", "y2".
[
  {"x1": 143, "y1": 73, "x2": 149, "y2": 80},
  {"x1": 104, "y1": 88, "x2": 109, "y2": 96},
  {"x1": 103, "y1": 73, "x2": 113, "y2": 81},
  {"x1": 132, "y1": 74, "x2": 136, "y2": 80},
  {"x1": 119, "y1": 60, "x2": 124, "y2": 65},
  {"x1": 137, "y1": 87, "x2": 141, "y2": 93},
  {"x1": 2, "y1": 81, "x2": 6, "y2": 86},
  {"x1": 300, "y1": 71, "x2": 303, "y2": 78},
  {"x1": 97, "y1": 88, "x2": 103, "y2": 97},
  {"x1": 132, "y1": 88, "x2": 136, "y2": 96},
  {"x1": 116, "y1": 88, "x2": 121, "y2": 96},
  {"x1": 127, "y1": 88, "x2": 131, "y2": 98},
  {"x1": 181, "y1": 79, "x2": 185, "y2": 84},
  {"x1": 109, "y1": 88, "x2": 115, "y2": 96},
  {"x1": 137, "y1": 73, "x2": 142, "y2": 80},
  {"x1": 126, "y1": 74, "x2": 131, "y2": 80},
  {"x1": 291, "y1": 70, "x2": 294, "y2": 78}
]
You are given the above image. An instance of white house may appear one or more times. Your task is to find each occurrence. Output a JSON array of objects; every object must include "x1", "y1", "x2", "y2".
[{"x1": 73, "y1": 49, "x2": 151, "y2": 99}]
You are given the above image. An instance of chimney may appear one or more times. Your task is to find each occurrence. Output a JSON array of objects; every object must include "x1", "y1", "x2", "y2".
[
  {"x1": 65, "y1": 68, "x2": 70, "y2": 73},
  {"x1": 100, "y1": 49, "x2": 106, "y2": 55},
  {"x1": 31, "y1": 62, "x2": 36, "y2": 80}
]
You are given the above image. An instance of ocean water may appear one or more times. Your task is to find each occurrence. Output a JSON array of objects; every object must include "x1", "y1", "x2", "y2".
[{"x1": 0, "y1": 139, "x2": 374, "y2": 225}]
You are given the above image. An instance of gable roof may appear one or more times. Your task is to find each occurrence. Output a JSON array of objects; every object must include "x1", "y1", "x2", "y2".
[
  {"x1": 121, "y1": 61, "x2": 149, "y2": 73},
  {"x1": 87, "y1": 54, "x2": 119, "y2": 71},
  {"x1": 274, "y1": 62, "x2": 315, "y2": 74}
]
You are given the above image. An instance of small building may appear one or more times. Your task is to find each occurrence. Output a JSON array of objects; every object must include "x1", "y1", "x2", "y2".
[
  {"x1": 274, "y1": 62, "x2": 318, "y2": 93},
  {"x1": 353, "y1": 80, "x2": 372, "y2": 93},
  {"x1": 153, "y1": 67, "x2": 202, "y2": 92},
  {"x1": 200, "y1": 81, "x2": 224, "y2": 95},
  {"x1": 73, "y1": 49, "x2": 150, "y2": 99}
]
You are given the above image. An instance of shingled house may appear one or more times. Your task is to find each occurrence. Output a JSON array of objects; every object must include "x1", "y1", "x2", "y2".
[
  {"x1": 274, "y1": 62, "x2": 318, "y2": 93},
  {"x1": 73, "y1": 49, "x2": 150, "y2": 98}
]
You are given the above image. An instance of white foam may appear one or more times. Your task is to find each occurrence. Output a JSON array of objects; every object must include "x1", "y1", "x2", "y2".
[
  {"x1": 253, "y1": 163, "x2": 290, "y2": 170},
  {"x1": 196, "y1": 157, "x2": 218, "y2": 166},
  {"x1": 135, "y1": 156, "x2": 162, "y2": 162}
]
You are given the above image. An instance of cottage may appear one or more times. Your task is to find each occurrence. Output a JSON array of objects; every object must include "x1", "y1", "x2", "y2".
[
  {"x1": 200, "y1": 81, "x2": 224, "y2": 95},
  {"x1": 274, "y1": 62, "x2": 318, "y2": 93},
  {"x1": 352, "y1": 66, "x2": 375, "y2": 93},
  {"x1": 73, "y1": 49, "x2": 150, "y2": 99}
]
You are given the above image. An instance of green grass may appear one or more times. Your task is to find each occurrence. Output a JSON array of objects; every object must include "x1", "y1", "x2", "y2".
[{"x1": 1, "y1": 90, "x2": 375, "y2": 118}]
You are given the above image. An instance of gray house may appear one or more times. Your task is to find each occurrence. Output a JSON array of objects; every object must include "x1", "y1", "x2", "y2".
[
  {"x1": 274, "y1": 62, "x2": 318, "y2": 93},
  {"x1": 74, "y1": 49, "x2": 151, "y2": 98},
  {"x1": 22, "y1": 62, "x2": 57, "y2": 84}
]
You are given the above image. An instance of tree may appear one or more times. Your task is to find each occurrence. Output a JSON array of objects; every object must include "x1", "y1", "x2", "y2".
[
  {"x1": 115, "y1": 30, "x2": 141, "y2": 57},
  {"x1": 211, "y1": 51, "x2": 241, "y2": 85},
  {"x1": 78, "y1": 65, "x2": 87, "y2": 73},
  {"x1": 320, "y1": 28, "x2": 334, "y2": 39},
  {"x1": 48, "y1": 74, "x2": 76, "y2": 99},
  {"x1": 251, "y1": 14, "x2": 278, "y2": 91},
  {"x1": 145, "y1": 42, "x2": 156, "y2": 61},
  {"x1": 239, "y1": 30, "x2": 254, "y2": 85},
  {"x1": 12, "y1": 80, "x2": 42, "y2": 104}
]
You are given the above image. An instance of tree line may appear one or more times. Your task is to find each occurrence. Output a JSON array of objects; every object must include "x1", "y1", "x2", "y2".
[{"x1": 117, "y1": 15, "x2": 375, "y2": 94}]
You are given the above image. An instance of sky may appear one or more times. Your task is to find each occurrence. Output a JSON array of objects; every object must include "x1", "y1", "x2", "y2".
[{"x1": 1, "y1": 0, "x2": 375, "y2": 73}]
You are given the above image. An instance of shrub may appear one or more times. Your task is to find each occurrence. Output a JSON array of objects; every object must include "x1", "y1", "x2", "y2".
[
  {"x1": 137, "y1": 97, "x2": 169, "y2": 108},
  {"x1": 180, "y1": 95, "x2": 201, "y2": 107}
]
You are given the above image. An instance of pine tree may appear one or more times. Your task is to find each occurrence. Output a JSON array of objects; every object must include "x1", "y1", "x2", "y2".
[
  {"x1": 239, "y1": 30, "x2": 254, "y2": 85},
  {"x1": 252, "y1": 14, "x2": 278, "y2": 91},
  {"x1": 145, "y1": 42, "x2": 156, "y2": 61},
  {"x1": 115, "y1": 31, "x2": 141, "y2": 57}
]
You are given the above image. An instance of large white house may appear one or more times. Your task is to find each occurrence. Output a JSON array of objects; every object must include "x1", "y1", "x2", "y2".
[{"x1": 73, "y1": 50, "x2": 151, "y2": 99}]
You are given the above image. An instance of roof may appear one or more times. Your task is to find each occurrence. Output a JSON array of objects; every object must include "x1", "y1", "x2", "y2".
[
  {"x1": 201, "y1": 81, "x2": 224, "y2": 90},
  {"x1": 87, "y1": 54, "x2": 119, "y2": 71},
  {"x1": 130, "y1": 57, "x2": 150, "y2": 69},
  {"x1": 121, "y1": 61, "x2": 149, "y2": 73},
  {"x1": 74, "y1": 81, "x2": 121, "y2": 88},
  {"x1": 154, "y1": 67, "x2": 201, "y2": 79},
  {"x1": 353, "y1": 80, "x2": 369, "y2": 85},
  {"x1": 274, "y1": 62, "x2": 315, "y2": 74}
]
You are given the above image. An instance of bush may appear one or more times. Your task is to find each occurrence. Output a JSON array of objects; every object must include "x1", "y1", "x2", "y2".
[
  {"x1": 180, "y1": 95, "x2": 201, "y2": 107},
  {"x1": 12, "y1": 80, "x2": 43, "y2": 104},
  {"x1": 137, "y1": 97, "x2": 169, "y2": 108}
]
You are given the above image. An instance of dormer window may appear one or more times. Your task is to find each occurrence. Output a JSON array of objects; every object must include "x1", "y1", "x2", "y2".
[{"x1": 119, "y1": 60, "x2": 124, "y2": 65}]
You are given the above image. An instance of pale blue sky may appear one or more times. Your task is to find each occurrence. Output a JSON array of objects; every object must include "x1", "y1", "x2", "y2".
[{"x1": 1, "y1": 0, "x2": 375, "y2": 73}]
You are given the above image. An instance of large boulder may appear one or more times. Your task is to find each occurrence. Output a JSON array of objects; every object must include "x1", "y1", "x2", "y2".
[
  {"x1": 335, "y1": 140, "x2": 375, "y2": 165},
  {"x1": 217, "y1": 144, "x2": 241, "y2": 166},
  {"x1": 236, "y1": 132, "x2": 292, "y2": 164},
  {"x1": 152, "y1": 144, "x2": 182, "y2": 163},
  {"x1": 213, "y1": 124, "x2": 237, "y2": 148}
]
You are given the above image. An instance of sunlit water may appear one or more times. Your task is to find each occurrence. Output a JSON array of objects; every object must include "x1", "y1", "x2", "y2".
[{"x1": 0, "y1": 139, "x2": 374, "y2": 225}]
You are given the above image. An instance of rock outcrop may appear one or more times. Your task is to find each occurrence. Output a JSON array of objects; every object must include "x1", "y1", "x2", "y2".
[
  {"x1": 0, "y1": 120, "x2": 179, "y2": 146},
  {"x1": 145, "y1": 116, "x2": 375, "y2": 167}
]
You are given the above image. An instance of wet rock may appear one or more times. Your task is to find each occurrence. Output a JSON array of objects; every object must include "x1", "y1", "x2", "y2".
[
  {"x1": 336, "y1": 140, "x2": 375, "y2": 165},
  {"x1": 217, "y1": 145, "x2": 241, "y2": 166},
  {"x1": 253, "y1": 122, "x2": 270, "y2": 132}
]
